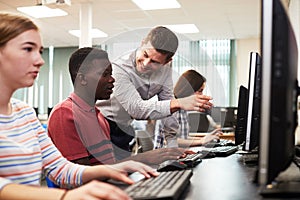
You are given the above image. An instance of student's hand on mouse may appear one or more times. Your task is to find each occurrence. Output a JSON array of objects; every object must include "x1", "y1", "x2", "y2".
[
  {"x1": 110, "y1": 160, "x2": 159, "y2": 179},
  {"x1": 177, "y1": 93, "x2": 213, "y2": 112},
  {"x1": 63, "y1": 180, "x2": 132, "y2": 200}
]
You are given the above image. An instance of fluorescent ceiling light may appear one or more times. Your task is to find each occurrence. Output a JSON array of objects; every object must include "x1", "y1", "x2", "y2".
[
  {"x1": 69, "y1": 29, "x2": 108, "y2": 38},
  {"x1": 42, "y1": 0, "x2": 72, "y2": 6},
  {"x1": 132, "y1": 0, "x2": 181, "y2": 10},
  {"x1": 164, "y1": 24, "x2": 199, "y2": 34},
  {"x1": 17, "y1": 5, "x2": 67, "y2": 18}
]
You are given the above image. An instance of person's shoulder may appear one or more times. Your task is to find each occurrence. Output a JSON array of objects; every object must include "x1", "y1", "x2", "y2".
[
  {"x1": 11, "y1": 97, "x2": 24, "y2": 104},
  {"x1": 11, "y1": 98, "x2": 36, "y2": 118},
  {"x1": 113, "y1": 50, "x2": 135, "y2": 69},
  {"x1": 11, "y1": 98, "x2": 31, "y2": 111},
  {"x1": 51, "y1": 98, "x2": 72, "y2": 113}
]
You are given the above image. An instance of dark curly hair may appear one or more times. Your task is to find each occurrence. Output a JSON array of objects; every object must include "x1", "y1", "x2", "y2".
[{"x1": 69, "y1": 47, "x2": 109, "y2": 84}]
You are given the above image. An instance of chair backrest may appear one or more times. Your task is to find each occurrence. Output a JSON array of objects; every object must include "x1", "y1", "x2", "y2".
[
  {"x1": 210, "y1": 107, "x2": 227, "y2": 126},
  {"x1": 188, "y1": 112, "x2": 210, "y2": 132}
]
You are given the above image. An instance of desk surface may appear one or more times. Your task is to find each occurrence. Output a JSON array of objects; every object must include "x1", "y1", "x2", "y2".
[
  {"x1": 189, "y1": 132, "x2": 235, "y2": 141},
  {"x1": 180, "y1": 153, "x2": 300, "y2": 200}
]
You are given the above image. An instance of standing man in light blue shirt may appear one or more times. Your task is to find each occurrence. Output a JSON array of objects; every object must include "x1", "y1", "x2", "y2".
[{"x1": 97, "y1": 26, "x2": 213, "y2": 160}]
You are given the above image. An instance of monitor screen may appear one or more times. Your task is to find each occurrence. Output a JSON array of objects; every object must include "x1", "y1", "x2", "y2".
[
  {"x1": 258, "y1": 0, "x2": 299, "y2": 188},
  {"x1": 223, "y1": 107, "x2": 238, "y2": 128},
  {"x1": 235, "y1": 85, "x2": 249, "y2": 146},
  {"x1": 244, "y1": 52, "x2": 262, "y2": 151}
]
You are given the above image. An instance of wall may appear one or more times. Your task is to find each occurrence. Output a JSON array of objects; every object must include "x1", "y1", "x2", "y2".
[
  {"x1": 289, "y1": 0, "x2": 300, "y2": 82},
  {"x1": 236, "y1": 38, "x2": 260, "y2": 90},
  {"x1": 13, "y1": 40, "x2": 255, "y2": 115}
]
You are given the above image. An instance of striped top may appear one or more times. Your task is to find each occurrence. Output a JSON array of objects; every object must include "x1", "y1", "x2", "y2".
[
  {"x1": 0, "y1": 98, "x2": 87, "y2": 190},
  {"x1": 174, "y1": 109, "x2": 189, "y2": 139},
  {"x1": 154, "y1": 109, "x2": 189, "y2": 149}
]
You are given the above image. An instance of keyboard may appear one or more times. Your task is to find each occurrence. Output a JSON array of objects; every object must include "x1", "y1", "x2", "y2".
[
  {"x1": 204, "y1": 139, "x2": 236, "y2": 148},
  {"x1": 201, "y1": 146, "x2": 238, "y2": 157},
  {"x1": 242, "y1": 153, "x2": 259, "y2": 165},
  {"x1": 125, "y1": 170, "x2": 193, "y2": 200}
]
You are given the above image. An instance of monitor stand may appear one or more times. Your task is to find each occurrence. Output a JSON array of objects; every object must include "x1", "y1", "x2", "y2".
[
  {"x1": 260, "y1": 181, "x2": 300, "y2": 198},
  {"x1": 260, "y1": 161, "x2": 300, "y2": 198}
]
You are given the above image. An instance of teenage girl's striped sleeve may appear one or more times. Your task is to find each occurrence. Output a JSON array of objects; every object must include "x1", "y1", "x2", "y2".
[
  {"x1": 0, "y1": 178, "x2": 13, "y2": 190},
  {"x1": 35, "y1": 118, "x2": 87, "y2": 188}
]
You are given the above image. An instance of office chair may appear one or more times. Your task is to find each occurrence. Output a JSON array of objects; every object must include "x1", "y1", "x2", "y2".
[
  {"x1": 188, "y1": 112, "x2": 211, "y2": 132},
  {"x1": 46, "y1": 177, "x2": 59, "y2": 188},
  {"x1": 210, "y1": 107, "x2": 227, "y2": 126}
]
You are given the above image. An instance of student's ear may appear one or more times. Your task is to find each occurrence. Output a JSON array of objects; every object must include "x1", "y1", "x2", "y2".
[
  {"x1": 165, "y1": 58, "x2": 172, "y2": 65},
  {"x1": 78, "y1": 73, "x2": 87, "y2": 85}
]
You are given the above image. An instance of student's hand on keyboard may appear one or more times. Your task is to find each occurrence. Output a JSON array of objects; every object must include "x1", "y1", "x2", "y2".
[
  {"x1": 63, "y1": 180, "x2": 132, "y2": 200},
  {"x1": 110, "y1": 160, "x2": 159, "y2": 179},
  {"x1": 201, "y1": 128, "x2": 223, "y2": 145},
  {"x1": 133, "y1": 147, "x2": 186, "y2": 165},
  {"x1": 180, "y1": 150, "x2": 197, "y2": 158},
  {"x1": 210, "y1": 127, "x2": 223, "y2": 135}
]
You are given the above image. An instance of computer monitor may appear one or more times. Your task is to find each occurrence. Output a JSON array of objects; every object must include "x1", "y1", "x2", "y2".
[
  {"x1": 258, "y1": 0, "x2": 299, "y2": 190},
  {"x1": 235, "y1": 85, "x2": 249, "y2": 146},
  {"x1": 223, "y1": 107, "x2": 238, "y2": 128},
  {"x1": 244, "y1": 52, "x2": 262, "y2": 151}
]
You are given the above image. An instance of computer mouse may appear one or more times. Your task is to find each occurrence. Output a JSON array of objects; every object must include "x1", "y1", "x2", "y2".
[{"x1": 157, "y1": 160, "x2": 187, "y2": 172}]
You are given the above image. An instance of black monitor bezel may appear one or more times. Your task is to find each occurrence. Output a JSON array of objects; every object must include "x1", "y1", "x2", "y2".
[{"x1": 258, "y1": 0, "x2": 298, "y2": 186}]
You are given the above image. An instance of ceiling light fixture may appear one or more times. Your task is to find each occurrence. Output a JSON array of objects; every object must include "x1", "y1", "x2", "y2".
[
  {"x1": 42, "y1": 0, "x2": 72, "y2": 6},
  {"x1": 68, "y1": 29, "x2": 108, "y2": 38},
  {"x1": 17, "y1": 5, "x2": 68, "y2": 18},
  {"x1": 131, "y1": 0, "x2": 181, "y2": 10},
  {"x1": 164, "y1": 24, "x2": 199, "y2": 34}
]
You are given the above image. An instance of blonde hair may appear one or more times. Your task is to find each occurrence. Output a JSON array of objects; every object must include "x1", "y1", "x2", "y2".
[{"x1": 0, "y1": 13, "x2": 38, "y2": 48}]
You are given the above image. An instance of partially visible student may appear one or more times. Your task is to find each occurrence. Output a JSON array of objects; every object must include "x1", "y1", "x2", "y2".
[
  {"x1": 0, "y1": 12, "x2": 157, "y2": 200},
  {"x1": 48, "y1": 47, "x2": 116, "y2": 165},
  {"x1": 48, "y1": 47, "x2": 188, "y2": 165},
  {"x1": 97, "y1": 26, "x2": 213, "y2": 159},
  {"x1": 155, "y1": 70, "x2": 222, "y2": 148}
]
